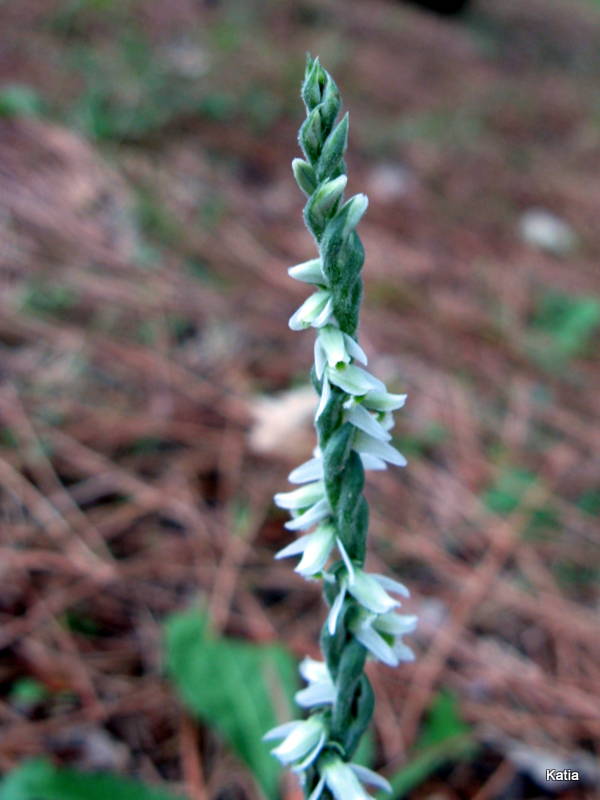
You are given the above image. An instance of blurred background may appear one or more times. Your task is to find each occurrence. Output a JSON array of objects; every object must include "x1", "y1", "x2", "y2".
[{"x1": 0, "y1": 1, "x2": 599, "y2": 798}]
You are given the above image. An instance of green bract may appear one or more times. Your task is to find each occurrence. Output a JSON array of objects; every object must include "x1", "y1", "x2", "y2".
[{"x1": 266, "y1": 56, "x2": 416, "y2": 800}]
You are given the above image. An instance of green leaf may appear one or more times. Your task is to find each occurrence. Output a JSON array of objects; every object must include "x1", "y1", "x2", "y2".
[
  {"x1": 164, "y1": 609, "x2": 297, "y2": 800},
  {"x1": 0, "y1": 759, "x2": 183, "y2": 800}
]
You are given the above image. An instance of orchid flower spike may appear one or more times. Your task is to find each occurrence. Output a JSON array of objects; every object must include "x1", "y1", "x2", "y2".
[{"x1": 267, "y1": 55, "x2": 417, "y2": 798}]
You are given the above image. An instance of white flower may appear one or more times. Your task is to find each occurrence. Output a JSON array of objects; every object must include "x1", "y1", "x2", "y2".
[
  {"x1": 285, "y1": 497, "x2": 330, "y2": 531},
  {"x1": 288, "y1": 258, "x2": 327, "y2": 285},
  {"x1": 274, "y1": 481, "x2": 325, "y2": 511},
  {"x1": 345, "y1": 402, "x2": 391, "y2": 441},
  {"x1": 353, "y1": 430, "x2": 407, "y2": 467},
  {"x1": 351, "y1": 609, "x2": 417, "y2": 667},
  {"x1": 308, "y1": 756, "x2": 391, "y2": 800},
  {"x1": 295, "y1": 657, "x2": 336, "y2": 707},
  {"x1": 327, "y1": 364, "x2": 385, "y2": 396},
  {"x1": 288, "y1": 456, "x2": 324, "y2": 484},
  {"x1": 315, "y1": 327, "x2": 368, "y2": 380},
  {"x1": 275, "y1": 523, "x2": 336, "y2": 577},
  {"x1": 264, "y1": 716, "x2": 327, "y2": 769},
  {"x1": 327, "y1": 541, "x2": 411, "y2": 634},
  {"x1": 274, "y1": 480, "x2": 332, "y2": 532},
  {"x1": 362, "y1": 390, "x2": 407, "y2": 412},
  {"x1": 289, "y1": 290, "x2": 334, "y2": 330}
]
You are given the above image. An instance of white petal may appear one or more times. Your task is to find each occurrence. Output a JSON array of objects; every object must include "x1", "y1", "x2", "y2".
[
  {"x1": 299, "y1": 657, "x2": 329, "y2": 684},
  {"x1": 354, "y1": 624, "x2": 398, "y2": 667},
  {"x1": 347, "y1": 571, "x2": 399, "y2": 614},
  {"x1": 285, "y1": 497, "x2": 330, "y2": 531},
  {"x1": 327, "y1": 584, "x2": 347, "y2": 634},
  {"x1": 319, "y1": 325, "x2": 349, "y2": 367},
  {"x1": 274, "y1": 481, "x2": 324, "y2": 510},
  {"x1": 295, "y1": 680, "x2": 336, "y2": 708},
  {"x1": 349, "y1": 764, "x2": 392, "y2": 793},
  {"x1": 291, "y1": 730, "x2": 327, "y2": 771},
  {"x1": 346, "y1": 404, "x2": 391, "y2": 441},
  {"x1": 336, "y1": 537, "x2": 355, "y2": 583},
  {"x1": 380, "y1": 411, "x2": 395, "y2": 431},
  {"x1": 288, "y1": 457, "x2": 324, "y2": 484},
  {"x1": 375, "y1": 612, "x2": 418, "y2": 636},
  {"x1": 314, "y1": 338, "x2": 327, "y2": 380},
  {"x1": 275, "y1": 534, "x2": 312, "y2": 560},
  {"x1": 363, "y1": 391, "x2": 407, "y2": 412},
  {"x1": 360, "y1": 453, "x2": 388, "y2": 471},
  {"x1": 372, "y1": 574, "x2": 410, "y2": 598},
  {"x1": 271, "y1": 717, "x2": 324, "y2": 763},
  {"x1": 353, "y1": 432, "x2": 407, "y2": 466},
  {"x1": 288, "y1": 258, "x2": 326, "y2": 284},
  {"x1": 323, "y1": 758, "x2": 372, "y2": 800},
  {"x1": 263, "y1": 720, "x2": 300, "y2": 741},
  {"x1": 393, "y1": 641, "x2": 415, "y2": 662},
  {"x1": 289, "y1": 291, "x2": 331, "y2": 331},
  {"x1": 315, "y1": 375, "x2": 331, "y2": 421},
  {"x1": 327, "y1": 364, "x2": 385, "y2": 396},
  {"x1": 295, "y1": 525, "x2": 336, "y2": 576},
  {"x1": 340, "y1": 194, "x2": 369, "y2": 238},
  {"x1": 312, "y1": 296, "x2": 334, "y2": 328},
  {"x1": 343, "y1": 334, "x2": 368, "y2": 365}
]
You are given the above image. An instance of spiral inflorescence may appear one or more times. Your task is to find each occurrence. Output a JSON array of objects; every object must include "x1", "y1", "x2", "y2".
[{"x1": 265, "y1": 56, "x2": 417, "y2": 800}]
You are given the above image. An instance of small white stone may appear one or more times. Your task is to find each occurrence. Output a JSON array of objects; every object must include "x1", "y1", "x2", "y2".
[{"x1": 519, "y1": 209, "x2": 577, "y2": 255}]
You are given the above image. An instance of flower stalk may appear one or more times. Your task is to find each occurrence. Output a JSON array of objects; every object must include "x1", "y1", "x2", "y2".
[{"x1": 265, "y1": 56, "x2": 416, "y2": 799}]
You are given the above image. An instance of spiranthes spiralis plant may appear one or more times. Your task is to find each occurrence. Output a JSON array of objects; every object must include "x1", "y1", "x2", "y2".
[{"x1": 264, "y1": 56, "x2": 417, "y2": 800}]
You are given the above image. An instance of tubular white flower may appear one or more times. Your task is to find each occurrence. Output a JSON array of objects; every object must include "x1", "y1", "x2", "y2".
[
  {"x1": 350, "y1": 609, "x2": 417, "y2": 667},
  {"x1": 341, "y1": 193, "x2": 369, "y2": 237},
  {"x1": 327, "y1": 364, "x2": 385, "y2": 396},
  {"x1": 284, "y1": 497, "x2": 330, "y2": 531},
  {"x1": 353, "y1": 430, "x2": 407, "y2": 467},
  {"x1": 264, "y1": 716, "x2": 327, "y2": 767},
  {"x1": 289, "y1": 290, "x2": 334, "y2": 331},
  {"x1": 274, "y1": 481, "x2": 325, "y2": 511},
  {"x1": 345, "y1": 403, "x2": 391, "y2": 441},
  {"x1": 276, "y1": 523, "x2": 336, "y2": 577},
  {"x1": 288, "y1": 456, "x2": 324, "y2": 484},
  {"x1": 363, "y1": 390, "x2": 407, "y2": 412},
  {"x1": 318, "y1": 325, "x2": 350, "y2": 368},
  {"x1": 288, "y1": 258, "x2": 327, "y2": 285},
  {"x1": 347, "y1": 570, "x2": 401, "y2": 614},
  {"x1": 295, "y1": 657, "x2": 336, "y2": 708},
  {"x1": 308, "y1": 756, "x2": 391, "y2": 800}
]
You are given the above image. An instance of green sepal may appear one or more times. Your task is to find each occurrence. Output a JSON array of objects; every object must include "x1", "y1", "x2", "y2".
[
  {"x1": 314, "y1": 378, "x2": 345, "y2": 446},
  {"x1": 316, "y1": 113, "x2": 348, "y2": 183},
  {"x1": 330, "y1": 638, "x2": 368, "y2": 742},
  {"x1": 299, "y1": 107, "x2": 323, "y2": 164},
  {"x1": 302, "y1": 55, "x2": 324, "y2": 112},
  {"x1": 292, "y1": 157, "x2": 317, "y2": 196},
  {"x1": 336, "y1": 458, "x2": 368, "y2": 563},
  {"x1": 318, "y1": 75, "x2": 342, "y2": 139},
  {"x1": 304, "y1": 175, "x2": 347, "y2": 240},
  {"x1": 323, "y1": 422, "x2": 354, "y2": 508},
  {"x1": 341, "y1": 675, "x2": 375, "y2": 758}
]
